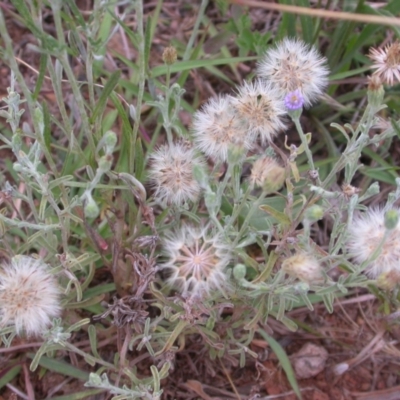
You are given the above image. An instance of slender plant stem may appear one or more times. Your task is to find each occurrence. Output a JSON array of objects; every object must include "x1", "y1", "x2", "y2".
[
  {"x1": 182, "y1": 0, "x2": 209, "y2": 61},
  {"x1": 293, "y1": 117, "x2": 318, "y2": 177}
]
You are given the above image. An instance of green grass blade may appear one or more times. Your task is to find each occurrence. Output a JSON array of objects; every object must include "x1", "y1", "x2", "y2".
[
  {"x1": 50, "y1": 389, "x2": 105, "y2": 400},
  {"x1": 0, "y1": 365, "x2": 21, "y2": 389},
  {"x1": 151, "y1": 56, "x2": 257, "y2": 77},
  {"x1": 27, "y1": 354, "x2": 90, "y2": 381},
  {"x1": 33, "y1": 53, "x2": 48, "y2": 100},
  {"x1": 257, "y1": 329, "x2": 302, "y2": 400},
  {"x1": 90, "y1": 70, "x2": 121, "y2": 125}
]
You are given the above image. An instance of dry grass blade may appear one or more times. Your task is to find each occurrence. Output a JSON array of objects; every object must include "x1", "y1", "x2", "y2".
[{"x1": 229, "y1": 0, "x2": 400, "y2": 26}]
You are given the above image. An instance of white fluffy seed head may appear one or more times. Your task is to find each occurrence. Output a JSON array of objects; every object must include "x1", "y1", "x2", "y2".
[
  {"x1": 0, "y1": 256, "x2": 61, "y2": 337},
  {"x1": 347, "y1": 207, "x2": 400, "y2": 278},
  {"x1": 192, "y1": 95, "x2": 255, "y2": 161},
  {"x1": 230, "y1": 80, "x2": 287, "y2": 143},
  {"x1": 160, "y1": 225, "x2": 230, "y2": 297},
  {"x1": 257, "y1": 38, "x2": 329, "y2": 108},
  {"x1": 282, "y1": 252, "x2": 323, "y2": 283},
  {"x1": 148, "y1": 142, "x2": 204, "y2": 205},
  {"x1": 369, "y1": 41, "x2": 400, "y2": 86}
]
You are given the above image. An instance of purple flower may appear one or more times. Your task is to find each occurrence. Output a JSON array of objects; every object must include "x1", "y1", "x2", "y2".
[{"x1": 284, "y1": 90, "x2": 304, "y2": 110}]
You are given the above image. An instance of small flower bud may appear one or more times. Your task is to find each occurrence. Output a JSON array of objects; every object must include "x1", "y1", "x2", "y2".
[
  {"x1": 84, "y1": 193, "x2": 100, "y2": 219},
  {"x1": 13, "y1": 162, "x2": 22, "y2": 172},
  {"x1": 304, "y1": 205, "x2": 324, "y2": 223},
  {"x1": 384, "y1": 209, "x2": 399, "y2": 230},
  {"x1": 162, "y1": 46, "x2": 178, "y2": 65},
  {"x1": 129, "y1": 104, "x2": 136, "y2": 121},
  {"x1": 103, "y1": 130, "x2": 117, "y2": 154},
  {"x1": 233, "y1": 264, "x2": 246, "y2": 281},
  {"x1": 367, "y1": 75, "x2": 384, "y2": 109}
]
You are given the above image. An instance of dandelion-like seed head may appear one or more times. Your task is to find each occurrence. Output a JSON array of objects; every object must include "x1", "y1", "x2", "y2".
[
  {"x1": 282, "y1": 252, "x2": 323, "y2": 283},
  {"x1": 148, "y1": 142, "x2": 204, "y2": 205},
  {"x1": 192, "y1": 95, "x2": 254, "y2": 161},
  {"x1": 250, "y1": 156, "x2": 286, "y2": 193},
  {"x1": 369, "y1": 41, "x2": 400, "y2": 86},
  {"x1": 0, "y1": 256, "x2": 61, "y2": 336},
  {"x1": 160, "y1": 225, "x2": 230, "y2": 297},
  {"x1": 230, "y1": 80, "x2": 286, "y2": 143},
  {"x1": 257, "y1": 38, "x2": 329, "y2": 107},
  {"x1": 347, "y1": 207, "x2": 400, "y2": 278},
  {"x1": 284, "y1": 89, "x2": 304, "y2": 111}
]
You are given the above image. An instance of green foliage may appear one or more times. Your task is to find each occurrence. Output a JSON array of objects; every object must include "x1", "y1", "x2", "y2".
[{"x1": 0, "y1": 0, "x2": 400, "y2": 398}]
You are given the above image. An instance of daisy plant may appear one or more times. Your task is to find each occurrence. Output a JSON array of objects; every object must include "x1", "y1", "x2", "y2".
[{"x1": 1, "y1": 1, "x2": 400, "y2": 397}]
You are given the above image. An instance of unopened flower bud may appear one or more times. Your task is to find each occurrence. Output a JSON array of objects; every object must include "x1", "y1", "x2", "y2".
[
  {"x1": 13, "y1": 162, "x2": 22, "y2": 172},
  {"x1": 233, "y1": 263, "x2": 246, "y2": 281},
  {"x1": 162, "y1": 46, "x2": 178, "y2": 65},
  {"x1": 103, "y1": 130, "x2": 117, "y2": 154},
  {"x1": 84, "y1": 193, "x2": 100, "y2": 219},
  {"x1": 367, "y1": 75, "x2": 384, "y2": 109},
  {"x1": 384, "y1": 209, "x2": 399, "y2": 230},
  {"x1": 304, "y1": 205, "x2": 324, "y2": 223}
]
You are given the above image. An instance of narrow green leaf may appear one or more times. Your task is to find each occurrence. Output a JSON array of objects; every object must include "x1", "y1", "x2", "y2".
[
  {"x1": 134, "y1": 138, "x2": 144, "y2": 180},
  {"x1": 33, "y1": 54, "x2": 48, "y2": 100},
  {"x1": 42, "y1": 101, "x2": 51, "y2": 152},
  {"x1": 27, "y1": 354, "x2": 90, "y2": 381},
  {"x1": 90, "y1": 70, "x2": 121, "y2": 124},
  {"x1": 144, "y1": 15, "x2": 152, "y2": 75},
  {"x1": 151, "y1": 56, "x2": 257, "y2": 77},
  {"x1": 298, "y1": 0, "x2": 313, "y2": 43},
  {"x1": 277, "y1": 0, "x2": 296, "y2": 39},
  {"x1": 64, "y1": 0, "x2": 87, "y2": 28},
  {"x1": 155, "y1": 320, "x2": 189, "y2": 356},
  {"x1": 259, "y1": 204, "x2": 291, "y2": 226},
  {"x1": 88, "y1": 325, "x2": 101, "y2": 359},
  {"x1": 83, "y1": 283, "x2": 116, "y2": 299},
  {"x1": 257, "y1": 330, "x2": 302, "y2": 400},
  {"x1": 0, "y1": 365, "x2": 21, "y2": 389},
  {"x1": 110, "y1": 92, "x2": 131, "y2": 172},
  {"x1": 65, "y1": 294, "x2": 105, "y2": 309},
  {"x1": 51, "y1": 389, "x2": 105, "y2": 400}
]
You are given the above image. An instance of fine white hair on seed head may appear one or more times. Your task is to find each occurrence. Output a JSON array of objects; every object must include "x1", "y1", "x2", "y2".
[
  {"x1": 159, "y1": 224, "x2": 231, "y2": 298},
  {"x1": 257, "y1": 38, "x2": 329, "y2": 108},
  {"x1": 148, "y1": 142, "x2": 205, "y2": 205},
  {"x1": 192, "y1": 94, "x2": 255, "y2": 161},
  {"x1": 0, "y1": 256, "x2": 61, "y2": 337},
  {"x1": 346, "y1": 207, "x2": 400, "y2": 278},
  {"x1": 230, "y1": 79, "x2": 287, "y2": 144}
]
